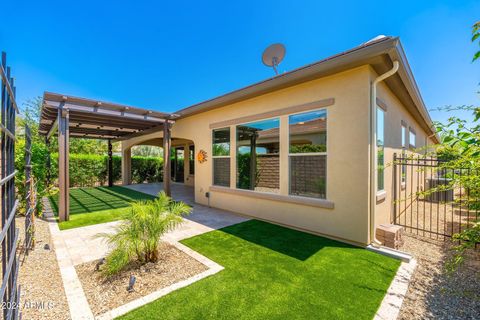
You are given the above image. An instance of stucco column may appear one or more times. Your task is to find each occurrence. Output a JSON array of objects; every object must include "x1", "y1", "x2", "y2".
[
  {"x1": 121, "y1": 146, "x2": 131, "y2": 185},
  {"x1": 279, "y1": 115, "x2": 289, "y2": 196}
]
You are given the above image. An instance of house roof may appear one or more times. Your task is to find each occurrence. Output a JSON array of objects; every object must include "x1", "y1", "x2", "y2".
[
  {"x1": 175, "y1": 36, "x2": 439, "y2": 143},
  {"x1": 40, "y1": 36, "x2": 439, "y2": 143}
]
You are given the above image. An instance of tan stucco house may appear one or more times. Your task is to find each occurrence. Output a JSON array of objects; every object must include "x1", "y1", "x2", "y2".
[{"x1": 40, "y1": 36, "x2": 438, "y2": 247}]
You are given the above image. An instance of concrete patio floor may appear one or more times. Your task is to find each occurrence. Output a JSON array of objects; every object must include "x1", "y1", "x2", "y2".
[{"x1": 125, "y1": 182, "x2": 195, "y2": 205}]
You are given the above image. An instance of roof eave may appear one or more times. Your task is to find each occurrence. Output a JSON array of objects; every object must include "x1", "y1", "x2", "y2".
[
  {"x1": 387, "y1": 41, "x2": 440, "y2": 144},
  {"x1": 175, "y1": 37, "x2": 397, "y2": 118}
]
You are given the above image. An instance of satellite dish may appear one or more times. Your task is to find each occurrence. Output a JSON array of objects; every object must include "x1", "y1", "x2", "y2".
[{"x1": 262, "y1": 43, "x2": 286, "y2": 75}]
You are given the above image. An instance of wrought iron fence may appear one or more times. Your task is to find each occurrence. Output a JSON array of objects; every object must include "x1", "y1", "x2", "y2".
[
  {"x1": 0, "y1": 51, "x2": 20, "y2": 319},
  {"x1": 393, "y1": 153, "x2": 479, "y2": 240},
  {"x1": 24, "y1": 124, "x2": 36, "y2": 254}
]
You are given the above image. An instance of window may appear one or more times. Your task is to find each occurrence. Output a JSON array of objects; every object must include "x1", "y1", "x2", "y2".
[
  {"x1": 212, "y1": 128, "x2": 230, "y2": 187},
  {"x1": 401, "y1": 123, "x2": 407, "y2": 184},
  {"x1": 236, "y1": 118, "x2": 280, "y2": 193},
  {"x1": 289, "y1": 109, "x2": 327, "y2": 198},
  {"x1": 189, "y1": 145, "x2": 195, "y2": 175},
  {"x1": 409, "y1": 128, "x2": 416, "y2": 149},
  {"x1": 377, "y1": 107, "x2": 385, "y2": 191}
]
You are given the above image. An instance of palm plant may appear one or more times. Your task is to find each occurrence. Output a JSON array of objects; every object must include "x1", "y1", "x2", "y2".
[{"x1": 97, "y1": 192, "x2": 191, "y2": 276}]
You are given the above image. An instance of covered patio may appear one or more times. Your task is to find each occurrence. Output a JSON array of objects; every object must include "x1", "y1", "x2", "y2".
[{"x1": 39, "y1": 92, "x2": 177, "y2": 221}]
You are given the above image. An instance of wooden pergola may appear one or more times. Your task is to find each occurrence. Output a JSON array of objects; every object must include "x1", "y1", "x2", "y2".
[{"x1": 39, "y1": 92, "x2": 175, "y2": 222}]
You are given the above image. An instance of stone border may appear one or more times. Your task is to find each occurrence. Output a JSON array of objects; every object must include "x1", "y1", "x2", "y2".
[
  {"x1": 43, "y1": 198, "x2": 95, "y2": 320},
  {"x1": 374, "y1": 258, "x2": 417, "y2": 320},
  {"x1": 96, "y1": 240, "x2": 224, "y2": 320}
]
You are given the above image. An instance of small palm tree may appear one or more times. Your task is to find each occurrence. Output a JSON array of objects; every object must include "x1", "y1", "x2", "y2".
[{"x1": 97, "y1": 192, "x2": 191, "y2": 276}]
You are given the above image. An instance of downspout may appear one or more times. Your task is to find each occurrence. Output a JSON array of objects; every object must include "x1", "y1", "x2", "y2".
[{"x1": 369, "y1": 60, "x2": 399, "y2": 247}]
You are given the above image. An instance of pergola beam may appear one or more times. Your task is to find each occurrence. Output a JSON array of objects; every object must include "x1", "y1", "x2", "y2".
[
  {"x1": 46, "y1": 117, "x2": 58, "y2": 140},
  {"x1": 42, "y1": 110, "x2": 157, "y2": 130},
  {"x1": 112, "y1": 122, "x2": 173, "y2": 142},
  {"x1": 44, "y1": 100, "x2": 167, "y2": 123}
]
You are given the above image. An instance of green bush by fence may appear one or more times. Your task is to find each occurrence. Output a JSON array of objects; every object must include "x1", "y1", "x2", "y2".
[{"x1": 50, "y1": 153, "x2": 163, "y2": 187}]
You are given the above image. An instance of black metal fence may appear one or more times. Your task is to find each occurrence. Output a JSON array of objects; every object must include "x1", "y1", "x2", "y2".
[
  {"x1": 0, "y1": 52, "x2": 20, "y2": 319},
  {"x1": 24, "y1": 124, "x2": 35, "y2": 254},
  {"x1": 393, "y1": 154, "x2": 479, "y2": 240}
]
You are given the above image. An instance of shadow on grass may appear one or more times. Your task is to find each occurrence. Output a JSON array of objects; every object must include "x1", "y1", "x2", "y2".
[
  {"x1": 48, "y1": 186, "x2": 155, "y2": 216},
  {"x1": 218, "y1": 219, "x2": 351, "y2": 261}
]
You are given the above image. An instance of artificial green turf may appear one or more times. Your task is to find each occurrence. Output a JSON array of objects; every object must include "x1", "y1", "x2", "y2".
[
  {"x1": 119, "y1": 220, "x2": 400, "y2": 320},
  {"x1": 48, "y1": 186, "x2": 155, "y2": 230}
]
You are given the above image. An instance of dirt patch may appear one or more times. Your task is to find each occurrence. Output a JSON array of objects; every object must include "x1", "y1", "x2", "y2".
[
  {"x1": 76, "y1": 242, "x2": 208, "y2": 316},
  {"x1": 17, "y1": 216, "x2": 70, "y2": 320},
  {"x1": 399, "y1": 234, "x2": 480, "y2": 319}
]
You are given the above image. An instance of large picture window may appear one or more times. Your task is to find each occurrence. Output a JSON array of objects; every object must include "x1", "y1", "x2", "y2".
[
  {"x1": 289, "y1": 109, "x2": 327, "y2": 198},
  {"x1": 212, "y1": 128, "x2": 230, "y2": 187},
  {"x1": 377, "y1": 107, "x2": 385, "y2": 191},
  {"x1": 236, "y1": 118, "x2": 280, "y2": 193}
]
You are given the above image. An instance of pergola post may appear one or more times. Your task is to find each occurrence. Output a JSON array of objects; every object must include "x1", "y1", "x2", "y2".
[
  {"x1": 45, "y1": 137, "x2": 51, "y2": 187},
  {"x1": 163, "y1": 122, "x2": 172, "y2": 197},
  {"x1": 58, "y1": 107, "x2": 69, "y2": 222},
  {"x1": 108, "y1": 139, "x2": 113, "y2": 187}
]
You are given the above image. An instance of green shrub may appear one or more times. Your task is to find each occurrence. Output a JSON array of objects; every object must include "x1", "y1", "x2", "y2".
[
  {"x1": 49, "y1": 153, "x2": 163, "y2": 187},
  {"x1": 96, "y1": 192, "x2": 191, "y2": 276}
]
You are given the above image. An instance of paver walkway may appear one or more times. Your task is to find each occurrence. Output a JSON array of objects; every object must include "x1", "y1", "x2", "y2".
[
  {"x1": 45, "y1": 185, "x2": 248, "y2": 319},
  {"x1": 59, "y1": 203, "x2": 248, "y2": 265}
]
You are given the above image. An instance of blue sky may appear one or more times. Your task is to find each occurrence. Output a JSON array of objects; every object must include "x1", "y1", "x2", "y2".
[{"x1": 2, "y1": 1, "x2": 479, "y2": 124}]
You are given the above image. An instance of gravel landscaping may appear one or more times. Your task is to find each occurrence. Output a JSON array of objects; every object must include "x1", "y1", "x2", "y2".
[
  {"x1": 17, "y1": 216, "x2": 70, "y2": 320},
  {"x1": 76, "y1": 242, "x2": 208, "y2": 316},
  {"x1": 399, "y1": 233, "x2": 480, "y2": 319}
]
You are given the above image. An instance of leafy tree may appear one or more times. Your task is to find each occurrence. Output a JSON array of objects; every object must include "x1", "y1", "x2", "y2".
[
  {"x1": 131, "y1": 145, "x2": 163, "y2": 157},
  {"x1": 431, "y1": 22, "x2": 480, "y2": 270},
  {"x1": 473, "y1": 21, "x2": 480, "y2": 62}
]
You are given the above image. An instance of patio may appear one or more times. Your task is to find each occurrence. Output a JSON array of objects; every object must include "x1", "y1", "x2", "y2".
[{"x1": 125, "y1": 182, "x2": 195, "y2": 205}]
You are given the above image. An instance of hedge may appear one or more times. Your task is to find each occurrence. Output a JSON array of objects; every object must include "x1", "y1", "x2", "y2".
[{"x1": 50, "y1": 153, "x2": 163, "y2": 187}]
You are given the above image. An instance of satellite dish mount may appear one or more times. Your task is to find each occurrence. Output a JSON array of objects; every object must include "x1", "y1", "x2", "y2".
[{"x1": 262, "y1": 43, "x2": 286, "y2": 75}]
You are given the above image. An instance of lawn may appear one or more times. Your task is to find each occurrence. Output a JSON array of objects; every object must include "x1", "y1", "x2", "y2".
[
  {"x1": 120, "y1": 220, "x2": 400, "y2": 320},
  {"x1": 48, "y1": 186, "x2": 156, "y2": 230}
]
